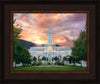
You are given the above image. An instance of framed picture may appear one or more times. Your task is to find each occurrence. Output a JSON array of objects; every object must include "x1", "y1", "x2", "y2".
[
  {"x1": 1, "y1": 0, "x2": 99, "y2": 84},
  {"x1": 11, "y1": 10, "x2": 89, "y2": 74}
]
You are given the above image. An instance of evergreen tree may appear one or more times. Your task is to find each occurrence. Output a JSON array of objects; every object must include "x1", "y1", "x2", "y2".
[
  {"x1": 13, "y1": 20, "x2": 32, "y2": 67},
  {"x1": 33, "y1": 57, "x2": 37, "y2": 62},
  {"x1": 42, "y1": 57, "x2": 46, "y2": 61},
  {"x1": 71, "y1": 28, "x2": 87, "y2": 66},
  {"x1": 54, "y1": 56, "x2": 58, "y2": 61}
]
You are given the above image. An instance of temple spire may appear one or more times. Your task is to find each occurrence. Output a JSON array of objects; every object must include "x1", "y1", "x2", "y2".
[{"x1": 47, "y1": 26, "x2": 53, "y2": 44}]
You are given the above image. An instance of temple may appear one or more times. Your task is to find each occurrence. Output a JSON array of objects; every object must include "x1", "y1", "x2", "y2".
[{"x1": 28, "y1": 28, "x2": 72, "y2": 62}]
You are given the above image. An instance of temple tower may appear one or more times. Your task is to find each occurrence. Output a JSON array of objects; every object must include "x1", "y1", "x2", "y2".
[
  {"x1": 47, "y1": 28, "x2": 53, "y2": 44},
  {"x1": 46, "y1": 28, "x2": 54, "y2": 62}
]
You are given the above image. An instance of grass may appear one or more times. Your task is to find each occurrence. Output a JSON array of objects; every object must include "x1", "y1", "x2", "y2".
[{"x1": 13, "y1": 65, "x2": 87, "y2": 71}]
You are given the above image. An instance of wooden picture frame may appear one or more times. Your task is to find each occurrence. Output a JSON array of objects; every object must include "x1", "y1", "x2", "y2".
[{"x1": 0, "y1": 0, "x2": 99, "y2": 84}]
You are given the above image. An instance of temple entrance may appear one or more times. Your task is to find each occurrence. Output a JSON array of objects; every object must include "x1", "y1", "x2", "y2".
[{"x1": 48, "y1": 54, "x2": 52, "y2": 62}]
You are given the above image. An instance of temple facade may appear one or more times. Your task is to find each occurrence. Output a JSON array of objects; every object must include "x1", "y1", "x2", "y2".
[{"x1": 28, "y1": 29, "x2": 72, "y2": 62}]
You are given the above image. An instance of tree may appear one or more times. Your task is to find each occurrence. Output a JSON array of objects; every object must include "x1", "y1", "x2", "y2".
[
  {"x1": 68, "y1": 55, "x2": 77, "y2": 65},
  {"x1": 20, "y1": 46, "x2": 32, "y2": 65},
  {"x1": 42, "y1": 56, "x2": 46, "y2": 61},
  {"x1": 13, "y1": 19, "x2": 32, "y2": 67},
  {"x1": 33, "y1": 57, "x2": 37, "y2": 62},
  {"x1": 13, "y1": 26, "x2": 22, "y2": 67},
  {"x1": 71, "y1": 28, "x2": 87, "y2": 66},
  {"x1": 54, "y1": 56, "x2": 58, "y2": 61},
  {"x1": 63, "y1": 57, "x2": 67, "y2": 61},
  {"x1": 69, "y1": 56, "x2": 73, "y2": 64}
]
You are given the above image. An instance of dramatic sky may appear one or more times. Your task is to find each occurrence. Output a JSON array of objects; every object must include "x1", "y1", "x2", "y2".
[{"x1": 13, "y1": 13, "x2": 87, "y2": 47}]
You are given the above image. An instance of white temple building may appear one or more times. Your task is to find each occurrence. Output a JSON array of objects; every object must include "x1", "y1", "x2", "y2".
[{"x1": 28, "y1": 28, "x2": 72, "y2": 62}]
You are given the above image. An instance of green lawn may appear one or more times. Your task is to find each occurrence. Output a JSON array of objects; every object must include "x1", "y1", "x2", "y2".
[{"x1": 13, "y1": 65, "x2": 87, "y2": 71}]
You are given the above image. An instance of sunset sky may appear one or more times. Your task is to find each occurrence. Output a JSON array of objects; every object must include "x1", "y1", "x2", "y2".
[{"x1": 13, "y1": 13, "x2": 87, "y2": 47}]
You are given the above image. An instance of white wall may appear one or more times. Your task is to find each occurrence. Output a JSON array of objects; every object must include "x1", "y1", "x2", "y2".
[
  {"x1": 75, "y1": 60, "x2": 87, "y2": 67},
  {"x1": 64, "y1": 60, "x2": 87, "y2": 67},
  {"x1": 13, "y1": 62, "x2": 22, "y2": 67}
]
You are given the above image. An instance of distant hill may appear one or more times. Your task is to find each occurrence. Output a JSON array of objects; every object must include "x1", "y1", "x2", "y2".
[
  {"x1": 19, "y1": 39, "x2": 35, "y2": 49},
  {"x1": 56, "y1": 45, "x2": 60, "y2": 46},
  {"x1": 19, "y1": 39, "x2": 60, "y2": 49}
]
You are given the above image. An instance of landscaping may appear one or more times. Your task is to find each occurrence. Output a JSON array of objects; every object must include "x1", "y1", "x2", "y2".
[{"x1": 13, "y1": 65, "x2": 87, "y2": 71}]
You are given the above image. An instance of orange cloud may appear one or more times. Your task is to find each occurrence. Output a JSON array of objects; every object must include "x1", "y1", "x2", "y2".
[
  {"x1": 54, "y1": 36, "x2": 66, "y2": 43},
  {"x1": 14, "y1": 13, "x2": 86, "y2": 47},
  {"x1": 51, "y1": 14, "x2": 61, "y2": 19},
  {"x1": 31, "y1": 36, "x2": 47, "y2": 44}
]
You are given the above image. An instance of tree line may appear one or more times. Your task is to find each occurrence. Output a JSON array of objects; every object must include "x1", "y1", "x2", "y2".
[{"x1": 13, "y1": 20, "x2": 32, "y2": 67}]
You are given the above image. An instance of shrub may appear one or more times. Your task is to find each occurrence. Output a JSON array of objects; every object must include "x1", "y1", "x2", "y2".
[
  {"x1": 55, "y1": 62, "x2": 64, "y2": 65},
  {"x1": 54, "y1": 56, "x2": 59, "y2": 61},
  {"x1": 36, "y1": 62, "x2": 42, "y2": 66},
  {"x1": 32, "y1": 62, "x2": 37, "y2": 66},
  {"x1": 61, "y1": 62, "x2": 64, "y2": 65},
  {"x1": 48, "y1": 62, "x2": 52, "y2": 65},
  {"x1": 33, "y1": 57, "x2": 37, "y2": 61},
  {"x1": 42, "y1": 56, "x2": 46, "y2": 61}
]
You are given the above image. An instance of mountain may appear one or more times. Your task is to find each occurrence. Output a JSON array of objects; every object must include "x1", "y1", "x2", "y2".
[
  {"x1": 19, "y1": 39, "x2": 60, "y2": 49},
  {"x1": 56, "y1": 44, "x2": 60, "y2": 46},
  {"x1": 19, "y1": 39, "x2": 35, "y2": 49}
]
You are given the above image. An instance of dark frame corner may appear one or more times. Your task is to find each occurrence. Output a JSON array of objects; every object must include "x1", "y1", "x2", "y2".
[{"x1": 1, "y1": 0, "x2": 100, "y2": 84}]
